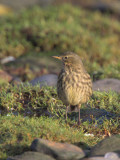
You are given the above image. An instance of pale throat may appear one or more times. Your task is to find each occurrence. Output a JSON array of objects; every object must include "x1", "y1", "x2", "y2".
[{"x1": 63, "y1": 62, "x2": 83, "y2": 71}]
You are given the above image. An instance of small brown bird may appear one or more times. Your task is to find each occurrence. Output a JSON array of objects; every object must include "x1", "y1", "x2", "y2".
[{"x1": 53, "y1": 51, "x2": 92, "y2": 125}]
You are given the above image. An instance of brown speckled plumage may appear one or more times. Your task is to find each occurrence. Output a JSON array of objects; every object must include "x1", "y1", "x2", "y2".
[{"x1": 53, "y1": 51, "x2": 92, "y2": 125}]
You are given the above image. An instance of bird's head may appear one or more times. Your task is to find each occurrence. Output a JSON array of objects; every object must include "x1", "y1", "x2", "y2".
[{"x1": 52, "y1": 51, "x2": 83, "y2": 68}]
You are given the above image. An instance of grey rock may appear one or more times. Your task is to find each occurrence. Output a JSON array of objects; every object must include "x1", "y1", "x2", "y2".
[
  {"x1": 93, "y1": 78, "x2": 120, "y2": 93},
  {"x1": 89, "y1": 135, "x2": 120, "y2": 157},
  {"x1": 30, "y1": 76, "x2": 120, "y2": 93},
  {"x1": 7, "y1": 151, "x2": 55, "y2": 160},
  {"x1": 0, "y1": 0, "x2": 54, "y2": 10},
  {"x1": 30, "y1": 74, "x2": 57, "y2": 87},
  {"x1": 31, "y1": 138, "x2": 85, "y2": 160}
]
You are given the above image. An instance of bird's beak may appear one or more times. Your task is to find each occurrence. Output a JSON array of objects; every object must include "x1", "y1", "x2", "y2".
[{"x1": 52, "y1": 56, "x2": 62, "y2": 60}]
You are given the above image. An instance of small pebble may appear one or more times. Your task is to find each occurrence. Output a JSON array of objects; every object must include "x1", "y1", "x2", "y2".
[
  {"x1": 1, "y1": 56, "x2": 15, "y2": 64},
  {"x1": 104, "y1": 152, "x2": 119, "y2": 160},
  {"x1": 84, "y1": 133, "x2": 94, "y2": 137}
]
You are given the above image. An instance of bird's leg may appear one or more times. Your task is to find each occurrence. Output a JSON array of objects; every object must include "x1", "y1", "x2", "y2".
[
  {"x1": 78, "y1": 104, "x2": 81, "y2": 125},
  {"x1": 66, "y1": 105, "x2": 69, "y2": 122}
]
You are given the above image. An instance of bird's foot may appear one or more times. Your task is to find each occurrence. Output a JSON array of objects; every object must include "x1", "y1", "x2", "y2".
[
  {"x1": 65, "y1": 118, "x2": 68, "y2": 124},
  {"x1": 78, "y1": 120, "x2": 81, "y2": 125}
]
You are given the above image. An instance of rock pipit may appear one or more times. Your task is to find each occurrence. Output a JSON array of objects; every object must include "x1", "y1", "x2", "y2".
[{"x1": 53, "y1": 51, "x2": 92, "y2": 125}]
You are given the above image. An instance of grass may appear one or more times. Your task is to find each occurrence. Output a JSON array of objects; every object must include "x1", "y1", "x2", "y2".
[
  {"x1": 0, "y1": 4, "x2": 120, "y2": 159},
  {"x1": 0, "y1": 84, "x2": 120, "y2": 159},
  {"x1": 0, "y1": 115, "x2": 94, "y2": 159},
  {"x1": 0, "y1": 4, "x2": 120, "y2": 80}
]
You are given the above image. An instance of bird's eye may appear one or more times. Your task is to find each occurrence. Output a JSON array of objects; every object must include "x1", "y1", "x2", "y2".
[{"x1": 64, "y1": 56, "x2": 68, "y2": 60}]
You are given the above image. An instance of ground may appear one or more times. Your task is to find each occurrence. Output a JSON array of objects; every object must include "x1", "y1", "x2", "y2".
[{"x1": 0, "y1": 4, "x2": 120, "y2": 159}]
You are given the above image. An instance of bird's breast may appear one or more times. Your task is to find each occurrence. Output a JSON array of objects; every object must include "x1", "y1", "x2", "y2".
[
  {"x1": 57, "y1": 70, "x2": 83, "y2": 105},
  {"x1": 57, "y1": 67, "x2": 92, "y2": 106}
]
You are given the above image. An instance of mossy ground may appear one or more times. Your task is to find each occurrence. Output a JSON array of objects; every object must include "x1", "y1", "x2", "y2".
[
  {"x1": 0, "y1": 84, "x2": 120, "y2": 159},
  {"x1": 0, "y1": 4, "x2": 120, "y2": 159}
]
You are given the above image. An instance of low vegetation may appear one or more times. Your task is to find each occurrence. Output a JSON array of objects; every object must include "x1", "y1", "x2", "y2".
[
  {"x1": 0, "y1": 84, "x2": 120, "y2": 159},
  {"x1": 0, "y1": 4, "x2": 120, "y2": 159}
]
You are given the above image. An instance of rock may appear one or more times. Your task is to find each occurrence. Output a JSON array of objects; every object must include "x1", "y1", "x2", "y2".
[
  {"x1": 31, "y1": 138, "x2": 85, "y2": 160},
  {"x1": 0, "y1": 0, "x2": 54, "y2": 10},
  {"x1": 0, "y1": 69, "x2": 13, "y2": 83},
  {"x1": 93, "y1": 78, "x2": 120, "y2": 93},
  {"x1": 30, "y1": 76, "x2": 120, "y2": 93},
  {"x1": 7, "y1": 151, "x2": 55, "y2": 160},
  {"x1": 83, "y1": 152, "x2": 120, "y2": 159},
  {"x1": 89, "y1": 135, "x2": 120, "y2": 157},
  {"x1": 30, "y1": 74, "x2": 57, "y2": 87},
  {"x1": 83, "y1": 152, "x2": 120, "y2": 160},
  {"x1": 0, "y1": 69, "x2": 22, "y2": 85},
  {"x1": 1, "y1": 56, "x2": 15, "y2": 64},
  {"x1": 104, "y1": 152, "x2": 119, "y2": 160},
  {"x1": 83, "y1": 157, "x2": 105, "y2": 160}
]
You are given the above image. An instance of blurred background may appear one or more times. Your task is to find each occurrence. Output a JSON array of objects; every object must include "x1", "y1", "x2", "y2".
[{"x1": 0, "y1": 0, "x2": 120, "y2": 86}]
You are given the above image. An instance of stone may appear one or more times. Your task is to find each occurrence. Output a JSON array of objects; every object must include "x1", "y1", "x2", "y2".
[
  {"x1": 93, "y1": 78, "x2": 120, "y2": 93},
  {"x1": 0, "y1": 0, "x2": 54, "y2": 10},
  {"x1": 7, "y1": 151, "x2": 55, "y2": 160},
  {"x1": 83, "y1": 157, "x2": 105, "y2": 160},
  {"x1": 89, "y1": 135, "x2": 120, "y2": 157},
  {"x1": 83, "y1": 152, "x2": 120, "y2": 160},
  {"x1": 0, "y1": 69, "x2": 13, "y2": 83},
  {"x1": 30, "y1": 76, "x2": 120, "y2": 93},
  {"x1": 1, "y1": 56, "x2": 15, "y2": 64},
  {"x1": 31, "y1": 138, "x2": 85, "y2": 160},
  {"x1": 104, "y1": 152, "x2": 119, "y2": 160},
  {"x1": 30, "y1": 74, "x2": 57, "y2": 87}
]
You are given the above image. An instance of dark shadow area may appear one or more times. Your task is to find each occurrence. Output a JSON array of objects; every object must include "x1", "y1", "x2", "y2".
[
  {"x1": 1, "y1": 144, "x2": 30, "y2": 160},
  {"x1": 68, "y1": 108, "x2": 119, "y2": 123}
]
